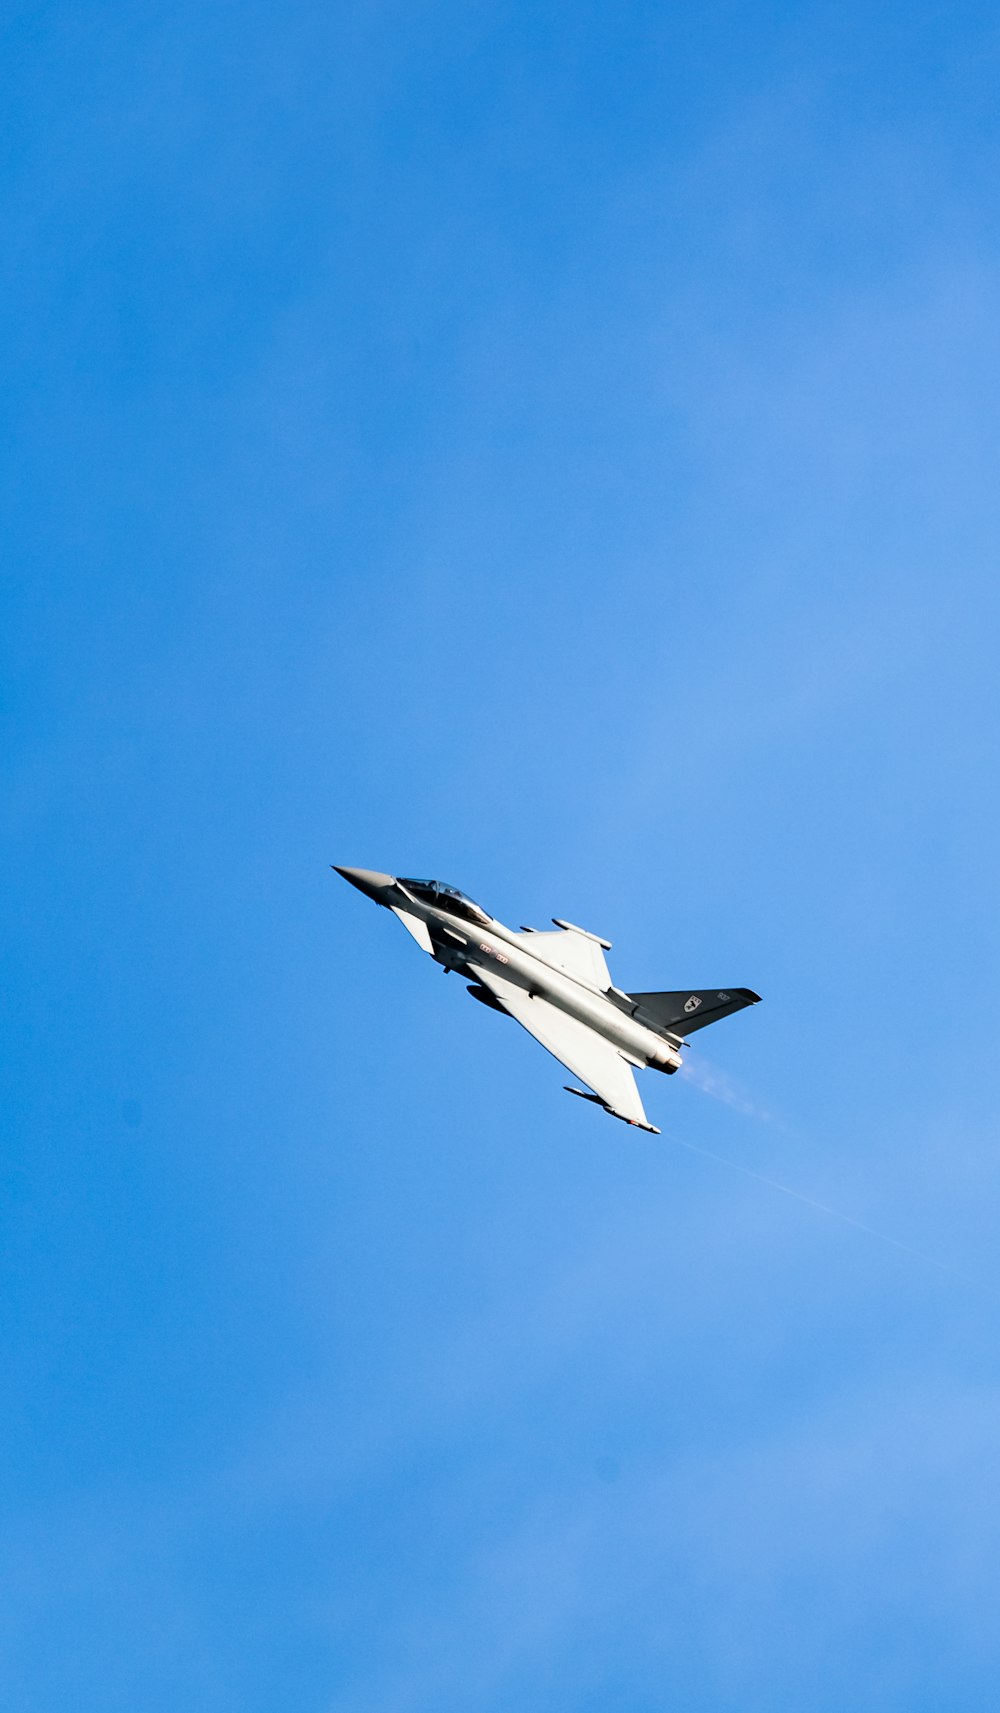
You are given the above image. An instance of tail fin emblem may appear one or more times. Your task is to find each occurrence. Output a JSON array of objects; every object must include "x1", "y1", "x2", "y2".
[{"x1": 683, "y1": 995, "x2": 702, "y2": 1013}]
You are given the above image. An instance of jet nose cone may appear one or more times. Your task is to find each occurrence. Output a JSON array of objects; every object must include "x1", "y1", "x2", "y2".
[{"x1": 333, "y1": 866, "x2": 396, "y2": 902}]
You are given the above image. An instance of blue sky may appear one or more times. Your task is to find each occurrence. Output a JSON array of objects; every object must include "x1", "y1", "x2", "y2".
[{"x1": 4, "y1": 2, "x2": 1000, "y2": 1707}]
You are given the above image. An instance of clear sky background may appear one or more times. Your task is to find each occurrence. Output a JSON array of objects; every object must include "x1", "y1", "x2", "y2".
[{"x1": 4, "y1": 3, "x2": 1000, "y2": 1708}]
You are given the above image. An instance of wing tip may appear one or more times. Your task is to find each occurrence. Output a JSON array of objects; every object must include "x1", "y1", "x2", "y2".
[{"x1": 563, "y1": 1086, "x2": 660, "y2": 1133}]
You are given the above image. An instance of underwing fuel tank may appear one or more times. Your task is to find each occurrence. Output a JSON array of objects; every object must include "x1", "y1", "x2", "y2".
[{"x1": 467, "y1": 982, "x2": 507, "y2": 1014}]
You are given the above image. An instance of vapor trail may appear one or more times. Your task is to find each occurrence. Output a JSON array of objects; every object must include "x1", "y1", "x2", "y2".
[
  {"x1": 679, "y1": 1054, "x2": 773, "y2": 1122},
  {"x1": 666, "y1": 1131, "x2": 951, "y2": 1274}
]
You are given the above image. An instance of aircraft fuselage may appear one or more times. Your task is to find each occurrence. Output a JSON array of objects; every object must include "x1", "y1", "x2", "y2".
[{"x1": 392, "y1": 885, "x2": 681, "y2": 1074}]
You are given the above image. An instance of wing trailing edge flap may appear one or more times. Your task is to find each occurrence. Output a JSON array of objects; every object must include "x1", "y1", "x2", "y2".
[{"x1": 471, "y1": 967, "x2": 657, "y2": 1131}]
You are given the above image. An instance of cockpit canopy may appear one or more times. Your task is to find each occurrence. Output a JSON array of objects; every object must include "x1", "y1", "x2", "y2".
[{"x1": 398, "y1": 877, "x2": 491, "y2": 926}]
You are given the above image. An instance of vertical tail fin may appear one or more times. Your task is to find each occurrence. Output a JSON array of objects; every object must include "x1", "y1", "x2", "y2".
[{"x1": 628, "y1": 989, "x2": 761, "y2": 1036}]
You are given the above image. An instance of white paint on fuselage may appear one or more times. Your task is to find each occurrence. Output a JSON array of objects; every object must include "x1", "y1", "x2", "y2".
[{"x1": 398, "y1": 896, "x2": 679, "y2": 1073}]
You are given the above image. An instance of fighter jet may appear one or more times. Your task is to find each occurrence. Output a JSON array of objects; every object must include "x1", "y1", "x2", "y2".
[{"x1": 334, "y1": 868, "x2": 760, "y2": 1134}]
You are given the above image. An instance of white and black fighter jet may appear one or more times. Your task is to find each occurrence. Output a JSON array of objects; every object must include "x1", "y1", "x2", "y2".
[{"x1": 334, "y1": 868, "x2": 760, "y2": 1134}]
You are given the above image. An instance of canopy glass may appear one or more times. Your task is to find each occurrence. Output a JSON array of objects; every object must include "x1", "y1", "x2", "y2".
[{"x1": 399, "y1": 878, "x2": 491, "y2": 926}]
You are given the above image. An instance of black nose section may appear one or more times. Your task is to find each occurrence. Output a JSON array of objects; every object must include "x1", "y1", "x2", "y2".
[{"x1": 333, "y1": 866, "x2": 396, "y2": 903}]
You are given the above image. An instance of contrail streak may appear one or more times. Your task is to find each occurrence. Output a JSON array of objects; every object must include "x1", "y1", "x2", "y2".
[{"x1": 666, "y1": 1131, "x2": 951, "y2": 1274}]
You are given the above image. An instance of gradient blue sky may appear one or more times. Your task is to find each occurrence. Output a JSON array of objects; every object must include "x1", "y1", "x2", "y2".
[{"x1": 4, "y1": 3, "x2": 1000, "y2": 1708}]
